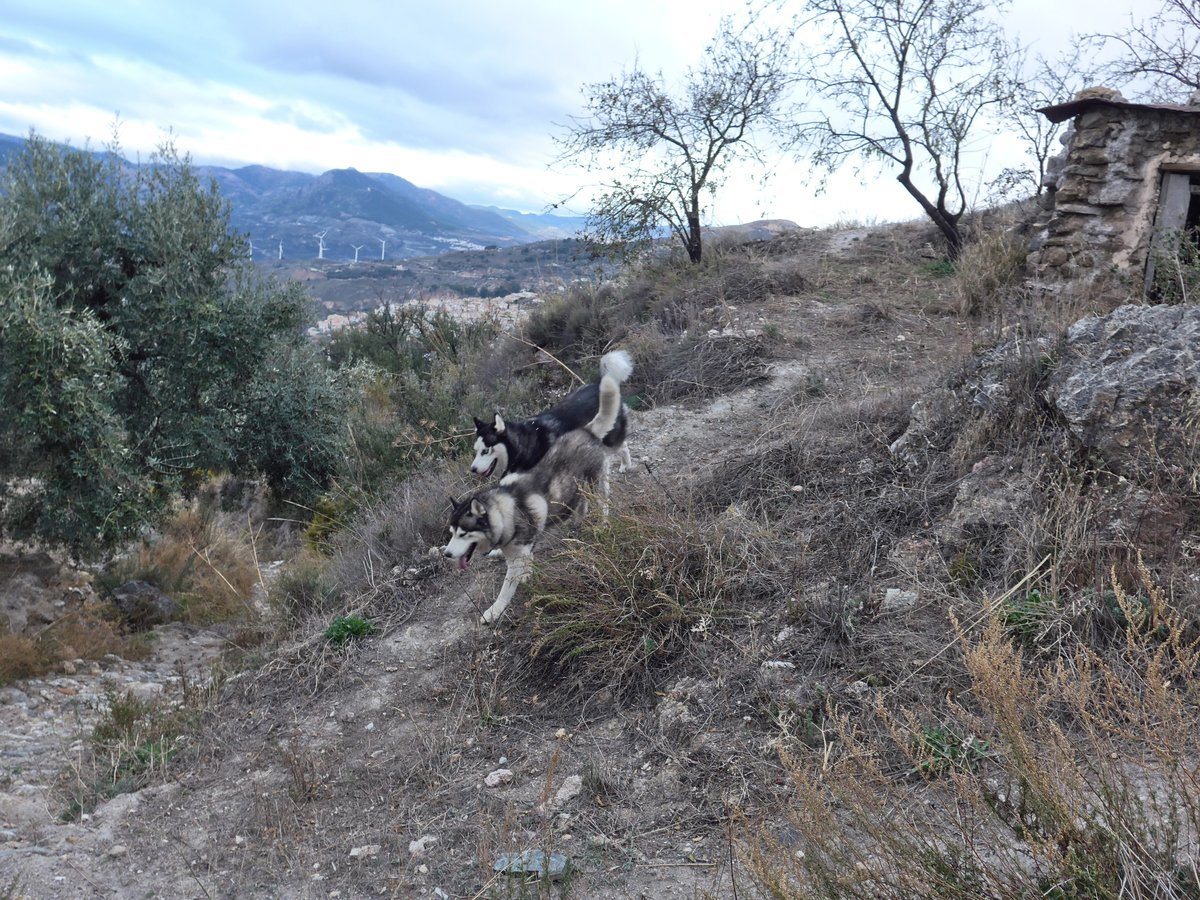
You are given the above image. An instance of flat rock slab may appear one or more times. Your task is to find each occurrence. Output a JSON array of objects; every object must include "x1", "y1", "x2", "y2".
[{"x1": 493, "y1": 850, "x2": 570, "y2": 880}]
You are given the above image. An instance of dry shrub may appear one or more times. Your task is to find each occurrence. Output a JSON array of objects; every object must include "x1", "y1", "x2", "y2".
[
  {"x1": 0, "y1": 632, "x2": 43, "y2": 683},
  {"x1": 330, "y1": 461, "x2": 475, "y2": 598},
  {"x1": 954, "y1": 228, "x2": 1028, "y2": 317},
  {"x1": 634, "y1": 334, "x2": 770, "y2": 405},
  {"x1": 741, "y1": 557, "x2": 1200, "y2": 899},
  {"x1": 61, "y1": 675, "x2": 221, "y2": 820},
  {"x1": 1, "y1": 613, "x2": 146, "y2": 685},
  {"x1": 269, "y1": 551, "x2": 340, "y2": 626},
  {"x1": 524, "y1": 244, "x2": 773, "y2": 365},
  {"x1": 104, "y1": 507, "x2": 259, "y2": 624},
  {"x1": 515, "y1": 499, "x2": 785, "y2": 697}
]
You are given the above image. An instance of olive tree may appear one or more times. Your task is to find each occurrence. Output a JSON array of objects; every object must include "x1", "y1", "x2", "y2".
[
  {"x1": 0, "y1": 135, "x2": 347, "y2": 555},
  {"x1": 789, "y1": 0, "x2": 1013, "y2": 258},
  {"x1": 558, "y1": 27, "x2": 788, "y2": 263}
]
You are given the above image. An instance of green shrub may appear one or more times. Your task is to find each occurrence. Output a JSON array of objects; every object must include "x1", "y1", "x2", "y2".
[{"x1": 324, "y1": 614, "x2": 375, "y2": 645}]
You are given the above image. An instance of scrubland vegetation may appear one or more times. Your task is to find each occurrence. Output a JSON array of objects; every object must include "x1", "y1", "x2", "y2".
[{"x1": 3, "y1": 128, "x2": 1200, "y2": 900}]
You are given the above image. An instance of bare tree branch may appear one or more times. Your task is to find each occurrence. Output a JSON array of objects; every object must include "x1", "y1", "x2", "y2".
[
  {"x1": 783, "y1": 0, "x2": 1014, "y2": 258},
  {"x1": 556, "y1": 24, "x2": 789, "y2": 263},
  {"x1": 1091, "y1": 0, "x2": 1200, "y2": 100}
]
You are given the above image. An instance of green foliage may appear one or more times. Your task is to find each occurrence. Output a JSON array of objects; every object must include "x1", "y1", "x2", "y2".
[
  {"x1": 1149, "y1": 229, "x2": 1200, "y2": 304},
  {"x1": 923, "y1": 259, "x2": 956, "y2": 278},
  {"x1": 0, "y1": 134, "x2": 348, "y2": 554},
  {"x1": 324, "y1": 614, "x2": 376, "y2": 645},
  {"x1": 326, "y1": 304, "x2": 544, "y2": 494},
  {"x1": 1001, "y1": 588, "x2": 1056, "y2": 646},
  {"x1": 910, "y1": 725, "x2": 991, "y2": 775}
]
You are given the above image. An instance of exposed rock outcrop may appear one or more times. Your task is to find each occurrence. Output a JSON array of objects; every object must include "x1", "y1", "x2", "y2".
[{"x1": 1049, "y1": 303, "x2": 1200, "y2": 480}]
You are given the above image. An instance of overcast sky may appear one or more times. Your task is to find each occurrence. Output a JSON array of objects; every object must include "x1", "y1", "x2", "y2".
[{"x1": 0, "y1": 0, "x2": 1146, "y2": 227}]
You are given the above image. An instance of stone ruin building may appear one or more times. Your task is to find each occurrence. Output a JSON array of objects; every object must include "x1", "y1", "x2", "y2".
[{"x1": 1028, "y1": 87, "x2": 1200, "y2": 293}]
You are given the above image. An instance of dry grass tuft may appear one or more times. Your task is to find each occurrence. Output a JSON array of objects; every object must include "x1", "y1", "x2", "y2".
[
  {"x1": 1, "y1": 613, "x2": 147, "y2": 685},
  {"x1": 104, "y1": 507, "x2": 260, "y2": 625},
  {"x1": 515, "y1": 499, "x2": 786, "y2": 698},
  {"x1": 954, "y1": 228, "x2": 1028, "y2": 317},
  {"x1": 740, "y1": 556, "x2": 1200, "y2": 899},
  {"x1": 60, "y1": 672, "x2": 223, "y2": 820}
]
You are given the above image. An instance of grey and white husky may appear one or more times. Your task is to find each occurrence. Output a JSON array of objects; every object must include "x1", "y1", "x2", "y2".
[
  {"x1": 444, "y1": 367, "x2": 623, "y2": 624},
  {"x1": 470, "y1": 349, "x2": 634, "y2": 485}
]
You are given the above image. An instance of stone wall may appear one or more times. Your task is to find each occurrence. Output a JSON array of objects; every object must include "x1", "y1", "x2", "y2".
[{"x1": 1028, "y1": 100, "x2": 1200, "y2": 285}]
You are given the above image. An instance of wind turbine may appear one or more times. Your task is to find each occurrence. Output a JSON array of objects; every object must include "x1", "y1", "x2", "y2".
[
  {"x1": 351, "y1": 244, "x2": 365, "y2": 263},
  {"x1": 247, "y1": 239, "x2": 258, "y2": 258},
  {"x1": 315, "y1": 230, "x2": 329, "y2": 260},
  {"x1": 376, "y1": 237, "x2": 386, "y2": 260},
  {"x1": 277, "y1": 240, "x2": 284, "y2": 260}
]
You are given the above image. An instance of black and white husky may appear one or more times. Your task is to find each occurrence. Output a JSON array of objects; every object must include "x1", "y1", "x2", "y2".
[
  {"x1": 444, "y1": 368, "x2": 622, "y2": 624},
  {"x1": 470, "y1": 349, "x2": 634, "y2": 485}
]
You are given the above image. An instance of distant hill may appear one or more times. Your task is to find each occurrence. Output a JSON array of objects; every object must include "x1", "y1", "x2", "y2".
[
  {"x1": 471, "y1": 205, "x2": 589, "y2": 239},
  {"x1": 0, "y1": 133, "x2": 583, "y2": 261}
]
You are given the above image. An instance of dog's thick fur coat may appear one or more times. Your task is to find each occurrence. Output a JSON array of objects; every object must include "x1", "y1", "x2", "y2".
[
  {"x1": 470, "y1": 350, "x2": 634, "y2": 481},
  {"x1": 444, "y1": 370, "x2": 622, "y2": 624}
]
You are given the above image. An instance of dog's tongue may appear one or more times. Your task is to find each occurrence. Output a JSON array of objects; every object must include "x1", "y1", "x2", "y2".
[{"x1": 457, "y1": 554, "x2": 470, "y2": 571}]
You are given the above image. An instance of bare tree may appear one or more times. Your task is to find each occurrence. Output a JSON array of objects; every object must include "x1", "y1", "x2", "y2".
[
  {"x1": 558, "y1": 27, "x2": 788, "y2": 263},
  {"x1": 1095, "y1": 0, "x2": 1200, "y2": 100},
  {"x1": 992, "y1": 46, "x2": 1096, "y2": 201},
  {"x1": 787, "y1": 0, "x2": 1013, "y2": 258}
]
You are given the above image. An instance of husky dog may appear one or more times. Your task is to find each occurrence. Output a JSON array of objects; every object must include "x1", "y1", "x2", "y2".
[
  {"x1": 470, "y1": 350, "x2": 634, "y2": 485},
  {"x1": 444, "y1": 368, "x2": 622, "y2": 624}
]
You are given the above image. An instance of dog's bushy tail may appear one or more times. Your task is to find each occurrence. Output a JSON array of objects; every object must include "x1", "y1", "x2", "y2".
[
  {"x1": 600, "y1": 350, "x2": 634, "y2": 384},
  {"x1": 586, "y1": 374, "x2": 622, "y2": 440}
]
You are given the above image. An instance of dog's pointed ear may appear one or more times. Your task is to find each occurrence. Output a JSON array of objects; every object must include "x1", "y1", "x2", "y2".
[
  {"x1": 472, "y1": 416, "x2": 487, "y2": 433},
  {"x1": 448, "y1": 495, "x2": 458, "y2": 511},
  {"x1": 493, "y1": 413, "x2": 506, "y2": 434},
  {"x1": 470, "y1": 498, "x2": 487, "y2": 517}
]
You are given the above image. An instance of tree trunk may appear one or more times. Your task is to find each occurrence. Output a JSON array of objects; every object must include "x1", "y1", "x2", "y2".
[
  {"x1": 896, "y1": 172, "x2": 963, "y2": 260},
  {"x1": 686, "y1": 213, "x2": 703, "y2": 263}
]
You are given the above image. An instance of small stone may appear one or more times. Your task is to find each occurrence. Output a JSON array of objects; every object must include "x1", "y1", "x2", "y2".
[
  {"x1": 554, "y1": 727, "x2": 568, "y2": 740},
  {"x1": 553, "y1": 775, "x2": 584, "y2": 807},
  {"x1": 61, "y1": 660, "x2": 77, "y2": 675},
  {"x1": 774, "y1": 626, "x2": 795, "y2": 643},
  {"x1": 882, "y1": 588, "x2": 918, "y2": 611},
  {"x1": 761, "y1": 660, "x2": 795, "y2": 671},
  {"x1": 497, "y1": 756, "x2": 508, "y2": 765},
  {"x1": 416, "y1": 864, "x2": 429, "y2": 875},
  {"x1": 105, "y1": 845, "x2": 128, "y2": 859},
  {"x1": 847, "y1": 680, "x2": 870, "y2": 697},
  {"x1": 349, "y1": 844, "x2": 380, "y2": 858},
  {"x1": 408, "y1": 835, "x2": 437, "y2": 857},
  {"x1": 485, "y1": 768, "x2": 514, "y2": 788}
]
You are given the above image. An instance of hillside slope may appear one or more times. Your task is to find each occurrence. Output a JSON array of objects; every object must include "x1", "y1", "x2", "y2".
[{"x1": 3, "y1": 217, "x2": 1197, "y2": 899}]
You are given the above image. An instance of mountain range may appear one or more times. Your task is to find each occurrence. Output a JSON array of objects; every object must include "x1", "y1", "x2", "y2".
[{"x1": 0, "y1": 132, "x2": 587, "y2": 261}]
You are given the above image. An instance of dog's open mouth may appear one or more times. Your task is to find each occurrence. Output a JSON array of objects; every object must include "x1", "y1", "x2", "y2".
[
  {"x1": 457, "y1": 543, "x2": 477, "y2": 571},
  {"x1": 479, "y1": 458, "x2": 497, "y2": 478}
]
